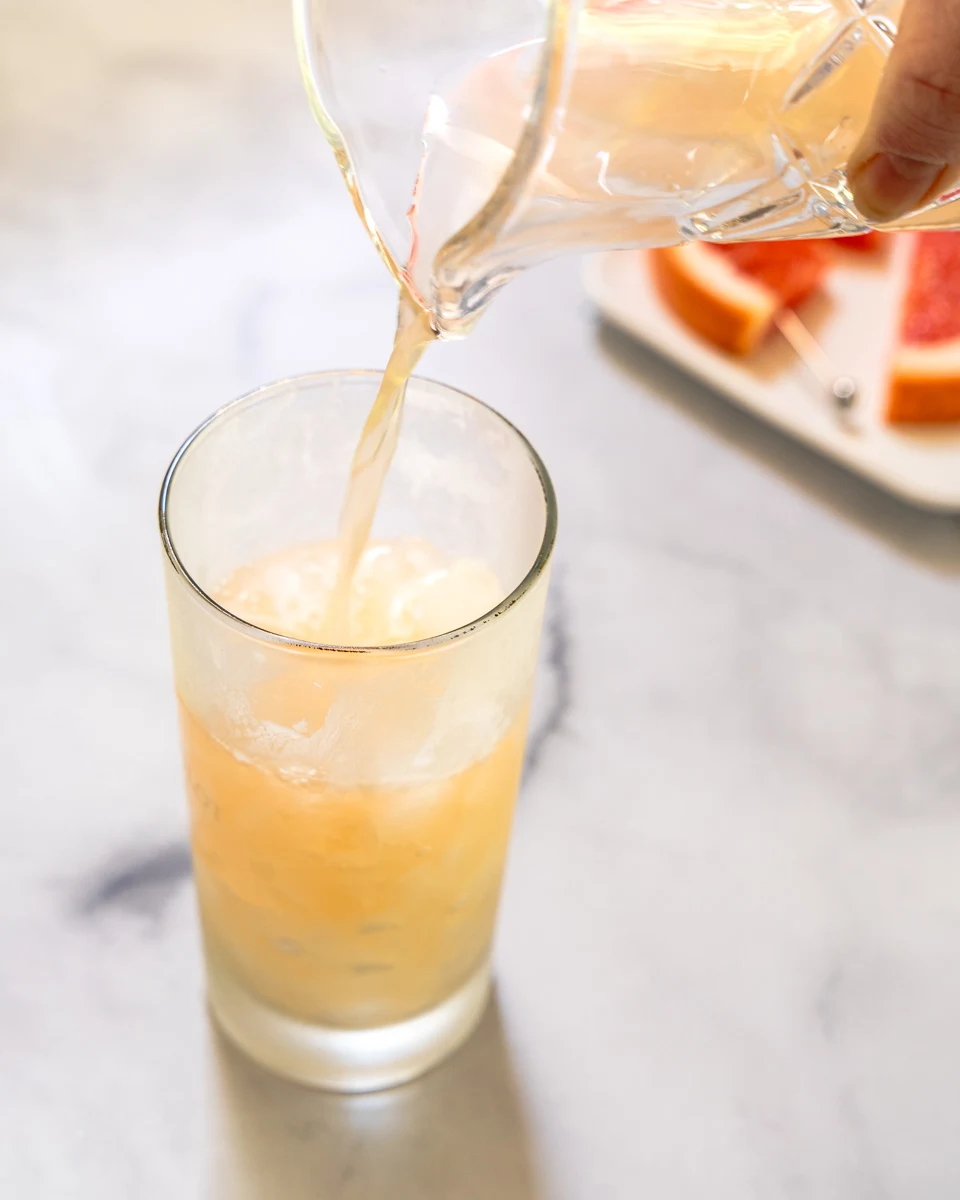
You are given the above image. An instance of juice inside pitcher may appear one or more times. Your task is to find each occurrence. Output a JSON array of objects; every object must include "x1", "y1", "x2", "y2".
[
  {"x1": 415, "y1": 0, "x2": 907, "y2": 332},
  {"x1": 297, "y1": 0, "x2": 960, "y2": 337}
]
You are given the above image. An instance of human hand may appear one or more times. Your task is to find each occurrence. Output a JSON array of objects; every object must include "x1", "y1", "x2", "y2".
[{"x1": 849, "y1": 0, "x2": 960, "y2": 223}]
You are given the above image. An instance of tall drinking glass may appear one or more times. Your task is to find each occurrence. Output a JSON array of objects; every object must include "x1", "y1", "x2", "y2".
[{"x1": 159, "y1": 371, "x2": 555, "y2": 1092}]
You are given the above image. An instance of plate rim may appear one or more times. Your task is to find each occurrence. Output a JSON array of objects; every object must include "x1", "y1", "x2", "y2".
[{"x1": 583, "y1": 250, "x2": 960, "y2": 514}]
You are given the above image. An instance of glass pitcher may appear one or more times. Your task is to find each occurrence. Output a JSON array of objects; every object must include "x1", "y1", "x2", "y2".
[{"x1": 294, "y1": 0, "x2": 960, "y2": 336}]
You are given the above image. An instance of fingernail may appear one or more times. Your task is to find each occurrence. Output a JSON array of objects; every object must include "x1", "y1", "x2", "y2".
[{"x1": 850, "y1": 153, "x2": 947, "y2": 223}]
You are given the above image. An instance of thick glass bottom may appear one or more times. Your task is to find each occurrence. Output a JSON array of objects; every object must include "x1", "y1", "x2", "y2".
[{"x1": 206, "y1": 958, "x2": 492, "y2": 1093}]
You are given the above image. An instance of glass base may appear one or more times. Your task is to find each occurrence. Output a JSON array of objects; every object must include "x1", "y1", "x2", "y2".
[{"x1": 207, "y1": 960, "x2": 492, "y2": 1093}]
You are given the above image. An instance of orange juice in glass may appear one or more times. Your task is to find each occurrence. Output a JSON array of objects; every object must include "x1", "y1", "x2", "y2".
[{"x1": 160, "y1": 372, "x2": 554, "y2": 1092}]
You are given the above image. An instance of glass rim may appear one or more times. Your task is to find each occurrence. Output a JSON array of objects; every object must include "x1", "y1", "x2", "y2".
[{"x1": 158, "y1": 369, "x2": 557, "y2": 656}]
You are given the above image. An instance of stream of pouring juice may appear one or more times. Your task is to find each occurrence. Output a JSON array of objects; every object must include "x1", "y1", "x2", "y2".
[{"x1": 324, "y1": 295, "x2": 436, "y2": 639}]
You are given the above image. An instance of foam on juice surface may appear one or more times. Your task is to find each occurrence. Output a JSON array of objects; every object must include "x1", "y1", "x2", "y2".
[{"x1": 216, "y1": 538, "x2": 505, "y2": 647}]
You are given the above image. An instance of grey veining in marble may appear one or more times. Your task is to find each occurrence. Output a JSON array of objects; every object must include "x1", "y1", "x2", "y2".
[{"x1": 4, "y1": 1, "x2": 960, "y2": 1196}]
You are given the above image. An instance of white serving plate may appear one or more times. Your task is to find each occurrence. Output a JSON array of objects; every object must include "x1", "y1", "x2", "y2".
[{"x1": 583, "y1": 243, "x2": 960, "y2": 511}]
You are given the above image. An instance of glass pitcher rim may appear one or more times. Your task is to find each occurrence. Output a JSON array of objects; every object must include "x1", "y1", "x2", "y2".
[{"x1": 291, "y1": 0, "x2": 578, "y2": 322}]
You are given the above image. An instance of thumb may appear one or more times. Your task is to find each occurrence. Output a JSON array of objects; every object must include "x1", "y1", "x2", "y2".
[{"x1": 849, "y1": 0, "x2": 960, "y2": 223}]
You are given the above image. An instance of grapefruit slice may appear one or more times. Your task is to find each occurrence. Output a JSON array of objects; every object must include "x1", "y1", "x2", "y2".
[
  {"x1": 889, "y1": 232, "x2": 960, "y2": 423},
  {"x1": 836, "y1": 231, "x2": 882, "y2": 254},
  {"x1": 650, "y1": 241, "x2": 830, "y2": 356}
]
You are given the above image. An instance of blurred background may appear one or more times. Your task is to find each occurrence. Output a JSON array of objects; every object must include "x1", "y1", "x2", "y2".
[{"x1": 4, "y1": 1, "x2": 960, "y2": 1196}]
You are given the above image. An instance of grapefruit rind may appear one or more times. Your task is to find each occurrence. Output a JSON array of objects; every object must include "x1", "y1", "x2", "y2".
[
  {"x1": 889, "y1": 336, "x2": 960, "y2": 423},
  {"x1": 649, "y1": 243, "x2": 778, "y2": 356}
]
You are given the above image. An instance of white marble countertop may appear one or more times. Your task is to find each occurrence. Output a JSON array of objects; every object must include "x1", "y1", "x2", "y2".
[{"x1": 5, "y1": 1, "x2": 960, "y2": 1196}]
